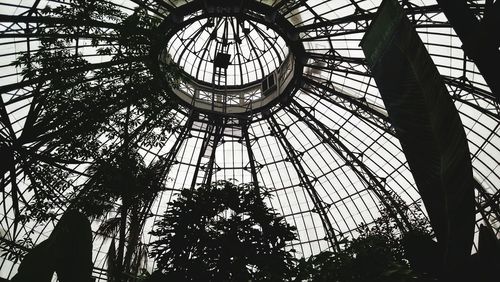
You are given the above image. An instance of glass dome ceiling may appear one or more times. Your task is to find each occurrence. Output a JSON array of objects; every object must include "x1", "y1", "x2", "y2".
[
  {"x1": 167, "y1": 16, "x2": 289, "y2": 86},
  {"x1": 0, "y1": 0, "x2": 499, "y2": 280}
]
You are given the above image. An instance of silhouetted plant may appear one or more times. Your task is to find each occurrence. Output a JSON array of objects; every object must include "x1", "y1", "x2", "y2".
[
  {"x1": 12, "y1": 3, "x2": 180, "y2": 162},
  {"x1": 150, "y1": 180, "x2": 298, "y2": 281},
  {"x1": 70, "y1": 149, "x2": 166, "y2": 281},
  {"x1": 11, "y1": 210, "x2": 93, "y2": 282},
  {"x1": 2, "y1": 0, "x2": 182, "y2": 258},
  {"x1": 294, "y1": 192, "x2": 434, "y2": 282},
  {"x1": 0, "y1": 230, "x2": 33, "y2": 264}
]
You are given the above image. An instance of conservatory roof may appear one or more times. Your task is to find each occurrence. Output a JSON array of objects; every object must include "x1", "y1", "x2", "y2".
[{"x1": 0, "y1": 0, "x2": 499, "y2": 280}]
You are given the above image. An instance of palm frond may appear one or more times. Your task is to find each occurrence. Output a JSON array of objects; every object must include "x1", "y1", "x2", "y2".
[
  {"x1": 98, "y1": 216, "x2": 122, "y2": 239},
  {"x1": 130, "y1": 242, "x2": 149, "y2": 277}
]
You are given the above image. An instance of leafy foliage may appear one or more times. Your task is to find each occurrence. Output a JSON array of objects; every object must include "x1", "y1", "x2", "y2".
[
  {"x1": 0, "y1": 232, "x2": 34, "y2": 263},
  {"x1": 10, "y1": 210, "x2": 93, "y2": 282},
  {"x1": 20, "y1": 162, "x2": 71, "y2": 223},
  {"x1": 13, "y1": 5, "x2": 180, "y2": 161},
  {"x1": 72, "y1": 149, "x2": 155, "y2": 218},
  {"x1": 41, "y1": 0, "x2": 125, "y2": 23},
  {"x1": 1, "y1": 0, "x2": 183, "y2": 269},
  {"x1": 295, "y1": 193, "x2": 434, "y2": 282},
  {"x1": 150, "y1": 180, "x2": 298, "y2": 281},
  {"x1": 70, "y1": 149, "x2": 166, "y2": 281},
  {"x1": 4, "y1": 0, "x2": 181, "y2": 227}
]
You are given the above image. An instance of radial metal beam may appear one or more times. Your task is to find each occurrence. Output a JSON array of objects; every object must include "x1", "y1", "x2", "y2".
[
  {"x1": 296, "y1": 12, "x2": 375, "y2": 33},
  {"x1": 303, "y1": 50, "x2": 499, "y2": 118},
  {"x1": 475, "y1": 178, "x2": 500, "y2": 220},
  {"x1": 287, "y1": 100, "x2": 410, "y2": 232},
  {"x1": 159, "y1": 113, "x2": 196, "y2": 182},
  {"x1": 304, "y1": 51, "x2": 366, "y2": 67},
  {"x1": 268, "y1": 115, "x2": 340, "y2": 251},
  {"x1": 297, "y1": 4, "x2": 445, "y2": 41},
  {"x1": 201, "y1": 124, "x2": 224, "y2": 187},
  {"x1": 173, "y1": 20, "x2": 212, "y2": 69},
  {"x1": 190, "y1": 125, "x2": 214, "y2": 190},
  {"x1": 0, "y1": 95, "x2": 15, "y2": 140},
  {"x1": 136, "y1": 112, "x2": 196, "y2": 241},
  {"x1": 443, "y1": 76, "x2": 500, "y2": 121},
  {"x1": 189, "y1": 119, "x2": 225, "y2": 189},
  {"x1": 300, "y1": 82, "x2": 499, "y2": 231},
  {"x1": 302, "y1": 76, "x2": 393, "y2": 130},
  {"x1": 300, "y1": 86, "x2": 395, "y2": 136},
  {"x1": 242, "y1": 123, "x2": 260, "y2": 193}
]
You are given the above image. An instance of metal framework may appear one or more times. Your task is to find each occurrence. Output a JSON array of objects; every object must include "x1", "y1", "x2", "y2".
[{"x1": 0, "y1": 0, "x2": 499, "y2": 280}]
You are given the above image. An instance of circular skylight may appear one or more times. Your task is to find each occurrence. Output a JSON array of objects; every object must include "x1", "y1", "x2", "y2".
[
  {"x1": 167, "y1": 16, "x2": 289, "y2": 87},
  {"x1": 153, "y1": 2, "x2": 305, "y2": 115}
]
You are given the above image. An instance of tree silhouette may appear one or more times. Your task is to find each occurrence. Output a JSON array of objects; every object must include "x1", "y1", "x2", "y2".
[
  {"x1": 3, "y1": 0, "x2": 181, "y2": 230},
  {"x1": 150, "y1": 180, "x2": 298, "y2": 281},
  {"x1": 70, "y1": 149, "x2": 166, "y2": 281},
  {"x1": 2, "y1": 0, "x2": 182, "y2": 265}
]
